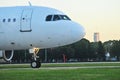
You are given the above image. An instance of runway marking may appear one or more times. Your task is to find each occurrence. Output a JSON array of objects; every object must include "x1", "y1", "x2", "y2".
[
  {"x1": 40, "y1": 66, "x2": 120, "y2": 70},
  {"x1": 0, "y1": 62, "x2": 120, "y2": 70},
  {"x1": 0, "y1": 66, "x2": 120, "y2": 70}
]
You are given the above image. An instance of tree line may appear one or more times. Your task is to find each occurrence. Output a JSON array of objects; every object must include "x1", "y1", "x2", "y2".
[{"x1": 12, "y1": 39, "x2": 120, "y2": 63}]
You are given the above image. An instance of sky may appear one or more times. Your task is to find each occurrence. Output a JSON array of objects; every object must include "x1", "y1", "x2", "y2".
[{"x1": 0, "y1": 0, "x2": 120, "y2": 42}]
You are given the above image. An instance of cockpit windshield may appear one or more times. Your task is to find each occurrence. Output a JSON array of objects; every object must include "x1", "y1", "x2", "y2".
[
  {"x1": 53, "y1": 15, "x2": 61, "y2": 21},
  {"x1": 46, "y1": 15, "x2": 71, "y2": 21},
  {"x1": 60, "y1": 15, "x2": 71, "y2": 20}
]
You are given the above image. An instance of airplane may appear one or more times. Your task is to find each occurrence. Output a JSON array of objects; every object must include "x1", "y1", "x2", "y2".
[{"x1": 0, "y1": 5, "x2": 85, "y2": 68}]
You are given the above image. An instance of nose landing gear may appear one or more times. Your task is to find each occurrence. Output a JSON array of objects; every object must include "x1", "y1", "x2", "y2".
[{"x1": 29, "y1": 48, "x2": 41, "y2": 68}]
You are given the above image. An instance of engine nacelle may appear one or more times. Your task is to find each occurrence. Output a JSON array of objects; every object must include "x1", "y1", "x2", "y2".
[{"x1": 0, "y1": 50, "x2": 14, "y2": 62}]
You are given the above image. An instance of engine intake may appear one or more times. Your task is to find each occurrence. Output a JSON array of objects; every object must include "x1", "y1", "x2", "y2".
[{"x1": 0, "y1": 50, "x2": 14, "y2": 62}]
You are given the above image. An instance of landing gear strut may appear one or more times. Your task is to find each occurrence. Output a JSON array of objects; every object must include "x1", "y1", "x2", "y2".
[{"x1": 29, "y1": 48, "x2": 41, "y2": 68}]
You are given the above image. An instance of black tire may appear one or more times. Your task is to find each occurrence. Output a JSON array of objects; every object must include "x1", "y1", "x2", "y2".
[
  {"x1": 36, "y1": 61, "x2": 41, "y2": 68},
  {"x1": 31, "y1": 61, "x2": 41, "y2": 68}
]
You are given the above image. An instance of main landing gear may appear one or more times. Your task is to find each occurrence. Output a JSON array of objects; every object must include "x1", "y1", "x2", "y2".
[{"x1": 29, "y1": 48, "x2": 41, "y2": 68}]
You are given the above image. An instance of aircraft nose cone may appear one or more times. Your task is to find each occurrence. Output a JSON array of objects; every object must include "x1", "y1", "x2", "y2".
[{"x1": 71, "y1": 22, "x2": 86, "y2": 42}]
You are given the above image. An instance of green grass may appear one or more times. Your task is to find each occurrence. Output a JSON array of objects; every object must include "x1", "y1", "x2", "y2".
[
  {"x1": 0, "y1": 68, "x2": 120, "y2": 80},
  {"x1": 42, "y1": 62, "x2": 120, "y2": 67},
  {"x1": 0, "y1": 62, "x2": 120, "y2": 80},
  {"x1": 0, "y1": 64, "x2": 29, "y2": 69}
]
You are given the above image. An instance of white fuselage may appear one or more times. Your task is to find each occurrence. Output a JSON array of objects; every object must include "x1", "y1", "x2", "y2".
[{"x1": 0, "y1": 6, "x2": 85, "y2": 50}]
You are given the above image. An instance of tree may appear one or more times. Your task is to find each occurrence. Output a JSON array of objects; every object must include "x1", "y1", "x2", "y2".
[
  {"x1": 97, "y1": 41, "x2": 105, "y2": 61},
  {"x1": 73, "y1": 38, "x2": 90, "y2": 61},
  {"x1": 110, "y1": 40, "x2": 120, "y2": 60},
  {"x1": 89, "y1": 42, "x2": 98, "y2": 59},
  {"x1": 12, "y1": 50, "x2": 28, "y2": 63},
  {"x1": 103, "y1": 40, "x2": 113, "y2": 53}
]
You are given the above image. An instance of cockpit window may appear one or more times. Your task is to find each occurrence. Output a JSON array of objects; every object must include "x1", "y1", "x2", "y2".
[
  {"x1": 60, "y1": 15, "x2": 71, "y2": 20},
  {"x1": 46, "y1": 14, "x2": 71, "y2": 21},
  {"x1": 46, "y1": 15, "x2": 52, "y2": 21},
  {"x1": 53, "y1": 15, "x2": 61, "y2": 21}
]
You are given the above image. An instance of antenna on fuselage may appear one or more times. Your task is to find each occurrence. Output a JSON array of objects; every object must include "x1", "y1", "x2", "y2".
[{"x1": 28, "y1": 1, "x2": 32, "y2": 6}]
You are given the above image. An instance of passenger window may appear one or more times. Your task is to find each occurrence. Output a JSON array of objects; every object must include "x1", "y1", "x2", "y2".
[
  {"x1": 46, "y1": 15, "x2": 52, "y2": 21},
  {"x1": 3, "y1": 19, "x2": 6, "y2": 22},
  {"x1": 13, "y1": 18, "x2": 16, "y2": 22},
  {"x1": 53, "y1": 15, "x2": 60, "y2": 21},
  {"x1": 8, "y1": 18, "x2": 11, "y2": 22}
]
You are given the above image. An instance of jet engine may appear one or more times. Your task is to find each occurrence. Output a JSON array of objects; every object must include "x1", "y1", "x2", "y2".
[{"x1": 0, "y1": 50, "x2": 14, "y2": 61}]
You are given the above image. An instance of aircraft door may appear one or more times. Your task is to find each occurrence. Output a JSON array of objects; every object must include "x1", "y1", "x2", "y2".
[{"x1": 20, "y1": 9, "x2": 33, "y2": 32}]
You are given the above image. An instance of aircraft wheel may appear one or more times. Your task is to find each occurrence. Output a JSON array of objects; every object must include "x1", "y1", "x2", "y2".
[
  {"x1": 36, "y1": 61, "x2": 41, "y2": 68},
  {"x1": 31, "y1": 61, "x2": 41, "y2": 68}
]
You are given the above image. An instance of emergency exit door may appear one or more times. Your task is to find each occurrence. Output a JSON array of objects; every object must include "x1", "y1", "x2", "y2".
[{"x1": 20, "y1": 9, "x2": 33, "y2": 32}]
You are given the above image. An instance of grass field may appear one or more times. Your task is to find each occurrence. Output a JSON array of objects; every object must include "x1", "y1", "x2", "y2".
[{"x1": 0, "y1": 62, "x2": 120, "y2": 80}]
